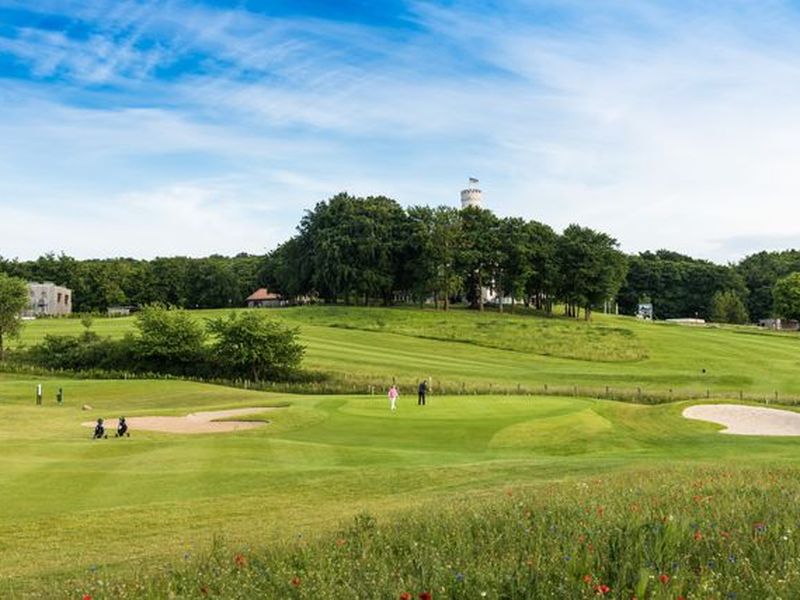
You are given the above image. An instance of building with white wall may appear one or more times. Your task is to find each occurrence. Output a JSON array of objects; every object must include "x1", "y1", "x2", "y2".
[
  {"x1": 460, "y1": 177, "x2": 483, "y2": 209},
  {"x1": 23, "y1": 282, "x2": 72, "y2": 317}
]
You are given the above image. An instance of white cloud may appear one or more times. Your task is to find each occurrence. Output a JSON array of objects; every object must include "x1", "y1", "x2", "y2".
[{"x1": 2, "y1": 1, "x2": 800, "y2": 261}]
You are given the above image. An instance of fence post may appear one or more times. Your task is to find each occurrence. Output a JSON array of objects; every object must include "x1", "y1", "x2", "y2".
[
  {"x1": 739, "y1": 390, "x2": 743, "y2": 401},
  {"x1": 544, "y1": 383, "x2": 548, "y2": 394},
  {"x1": 637, "y1": 387, "x2": 642, "y2": 401},
  {"x1": 573, "y1": 385, "x2": 578, "y2": 397},
  {"x1": 706, "y1": 389, "x2": 710, "y2": 399}
]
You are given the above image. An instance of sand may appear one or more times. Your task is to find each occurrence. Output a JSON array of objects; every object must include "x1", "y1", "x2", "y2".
[
  {"x1": 683, "y1": 404, "x2": 800, "y2": 436},
  {"x1": 81, "y1": 407, "x2": 278, "y2": 435}
]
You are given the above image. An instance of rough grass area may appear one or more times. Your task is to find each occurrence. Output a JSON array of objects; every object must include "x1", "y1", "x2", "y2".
[
  {"x1": 290, "y1": 306, "x2": 648, "y2": 362},
  {"x1": 70, "y1": 466, "x2": 800, "y2": 599}
]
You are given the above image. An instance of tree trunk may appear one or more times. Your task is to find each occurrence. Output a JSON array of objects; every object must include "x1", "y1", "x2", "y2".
[
  {"x1": 0, "y1": 332, "x2": 4, "y2": 362},
  {"x1": 478, "y1": 273, "x2": 484, "y2": 312},
  {"x1": 497, "y1": 284, "x2": 504, "y2": 313},
  {"x1": 444, "y1": 295, "x2": 449, "y2": 311}
]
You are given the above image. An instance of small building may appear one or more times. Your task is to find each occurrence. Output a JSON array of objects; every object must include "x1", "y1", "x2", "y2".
[
  {"x1": 759, "y1": 318, "x2": 800, "y2": 331},
  {"x1": 23, "y1": 282, "x2": 72, "y2": 317},
  {"x1": 245, "y1": 288, "x2": 285, "y2": 308},
  {"x1": 107, "y1": 305, "x2": 135, "y2": 317}
]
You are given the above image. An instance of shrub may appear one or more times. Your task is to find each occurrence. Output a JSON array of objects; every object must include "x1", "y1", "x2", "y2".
[{"x1": 207, "y1": 311, "x2": 304, "y2": 381}]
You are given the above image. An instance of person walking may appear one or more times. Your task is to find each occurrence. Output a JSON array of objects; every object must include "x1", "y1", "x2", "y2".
[
  {"x1": 418, "y1": 380, "x2": 428, "y2": 406},
  {"x1": 388, "y1": 385, "x2": 399, "y2": 411}
]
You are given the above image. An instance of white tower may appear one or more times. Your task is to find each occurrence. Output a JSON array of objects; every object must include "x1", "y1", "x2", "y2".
[{"x1": 460, "y1": 177, "x2": 483, "y2": 209}]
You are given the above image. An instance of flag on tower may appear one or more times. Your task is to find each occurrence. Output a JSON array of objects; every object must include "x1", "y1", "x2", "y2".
[{"x1": 469, "y1": 177, "x2": 479, "y2": 185}]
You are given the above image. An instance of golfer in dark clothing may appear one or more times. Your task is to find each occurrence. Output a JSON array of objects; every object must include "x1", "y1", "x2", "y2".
[
  {"x1": 116, "y1": 416, "x2": 129, "y2": 438},
  {"x1": 93, "y1": 418, "x2": 106, "y2": 439},
  {"x1": 418, "y1": 380, "x2": 428, "y2": 406}
]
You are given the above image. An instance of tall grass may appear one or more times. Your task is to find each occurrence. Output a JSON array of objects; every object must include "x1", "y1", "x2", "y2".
[{"x1": 66, "y1": 465, "x2": 800, "y2": 599}]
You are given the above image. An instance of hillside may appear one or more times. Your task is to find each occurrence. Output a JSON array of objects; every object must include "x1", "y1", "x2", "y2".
[{"x1": 12, "y1": 306, "x2": 800, "y2": 398}]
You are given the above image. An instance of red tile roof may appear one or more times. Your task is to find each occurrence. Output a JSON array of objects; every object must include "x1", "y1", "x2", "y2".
[{"x1": 246, "y1": 288, "x2": 281, "y2": 301}]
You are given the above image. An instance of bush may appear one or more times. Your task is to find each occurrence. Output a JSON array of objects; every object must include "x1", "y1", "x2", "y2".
[
  {"x1": 207, "y1": 311, "x2": 304, "y2": 381},
  {"x1": 16, "y1": 307, "x2": 305, "y2": 382}
]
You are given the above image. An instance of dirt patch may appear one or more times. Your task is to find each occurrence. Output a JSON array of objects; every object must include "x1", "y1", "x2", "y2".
[
  {"x1": 81, "y1": 407, "x2": 279, "y2": 434},
  {"x1": 683, "y1": 404, "x2": 800, "y2": 436}
]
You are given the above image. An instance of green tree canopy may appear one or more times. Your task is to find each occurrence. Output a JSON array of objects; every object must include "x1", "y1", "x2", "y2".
[
  {"x1": 773, "y1": 273, "x2": 800, "y2": 321},
  {"x1": 208, "y1": 311, "x2": 304, "y2": 381},
  {"x1": 133, "y1": 304, "x2": 206, "y2": 371},
  {"x1": 0, "y1": 273, "x2": 28, "y2": 361},
  {"x1": 558, "y1": 225, "x2": 627, "y2": 320},
  {"x1": 709, "y1": 290, "x2": 749, "y2": 324}
]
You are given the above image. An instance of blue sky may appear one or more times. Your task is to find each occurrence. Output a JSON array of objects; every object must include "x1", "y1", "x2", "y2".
[{"x1": 1, "y1": 0, "x2": 800, "y2": 261}]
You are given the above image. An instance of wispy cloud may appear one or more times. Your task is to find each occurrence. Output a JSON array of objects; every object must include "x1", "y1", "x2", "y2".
[{"x1": 1, "y1": 0, "x2": 800, "y2": 261}]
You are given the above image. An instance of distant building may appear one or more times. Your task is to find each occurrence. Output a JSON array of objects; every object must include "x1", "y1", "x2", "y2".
[
  {"x1": 24, "y1": 282, "x2": 72, "y2": 317},
  {"x1": 637, "y1": 303, "x2": 654, "y2": 320},
  {"x1": 759, "y1": 318, "x2": 800, "y2": 331},
  {"x1": 245, "y1": 288, "x2": 285, "y2": 308},
  {"x1": 460, "y1": 177, "x2": 483, "y2": 209},
  {"x1": 107, "y1": 306, "x2": 135, "y2": 317}
]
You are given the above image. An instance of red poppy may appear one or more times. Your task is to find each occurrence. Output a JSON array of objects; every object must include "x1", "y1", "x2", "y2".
[
  {"x1": 234, "y1": 553, "x2": 247, "y2": 567},
  {"x1": 82, "y1": 596, "x2": 92, "y2": 600},
  {"x1": 399, "y1": 593, "x2": 412, "y2": 600},
  {"x1": 291, "y1": 576, "x2": 301, "y2": 587},
  {"x1": 594, "y1": 584, "x2": 611, "y2": 594},
  {"x1": 419, "y1": 592, "x2": 432, "y2": 600},
  {"x1": 659, "y1": 573, "x2": 670, "y2": 585}
]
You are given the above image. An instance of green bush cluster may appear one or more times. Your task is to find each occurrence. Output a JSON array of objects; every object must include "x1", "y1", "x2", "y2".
[{"x1": 14, "y1": 305, "x2": 304, "y2": 382}]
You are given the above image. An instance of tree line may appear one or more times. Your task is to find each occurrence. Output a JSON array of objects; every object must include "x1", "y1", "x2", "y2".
[
  {"x1": 2, "y1": 193, "x2": 800, "y2": 323},
  {"x1": 262, "y1": 193, "x2": 627, "y2": 320},
  {"x1": 0, "y1": 253, "x2": 265, "y2": 312}
]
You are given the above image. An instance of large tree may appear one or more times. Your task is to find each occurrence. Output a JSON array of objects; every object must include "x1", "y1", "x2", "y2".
[
  {"x1": 404, "y1": 206, "x2": 463, "y2": 309},
  {"x1": 709, "y1": 290, "x2": 749, "y2": 324},
  {"x1": 558, "y1": 225, "x2": 627, "y2": 320},
  {"x1": 523, "y1": 220, "x2": 559, "y2": 312},
  {"x1": 773, "y1": 272, "x2": 800, "y2": 321},
  {"x1": 737, "y1": 250, "x2": 800, "y2": 321},
  {"x1": 0, "y1": 273, "x2": 28, "y2": 361},
  {"x1": 457, "y1": 206, "x2": 501, "y2": 311}
]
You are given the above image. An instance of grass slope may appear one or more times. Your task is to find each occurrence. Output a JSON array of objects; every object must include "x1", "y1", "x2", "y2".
[
  {"x1": 1, "y1": 373, "x2": 799, "y2": 595},
  {"x1": 12, "y1": 306, "x2": 800, "y2": 396}
]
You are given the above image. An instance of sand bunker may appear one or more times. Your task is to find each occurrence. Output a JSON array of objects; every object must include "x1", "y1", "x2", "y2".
[
  {"x1": 81, "y1": 407, "x2": 277, "y2": 434},
  {"x1": 683, "y1": 404, "x2": 800, "y2": 436}
]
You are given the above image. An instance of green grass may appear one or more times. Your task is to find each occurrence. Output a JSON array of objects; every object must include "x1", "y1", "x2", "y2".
[
  {"x1": 5, "y1": 306, "x2": 800, "y2": 596},
  {"x1": 2, "y1": 372, "x2": 800, "y2": 596},
  {"x1": 12, "y1": 305, "x2": 800, "y2": 397},
  {"x1": 76, "y1": 465, "x2": 800, "y2": 599}
]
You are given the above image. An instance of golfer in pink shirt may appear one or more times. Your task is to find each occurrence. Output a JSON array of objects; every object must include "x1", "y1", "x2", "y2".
[{"x1": 388, "y1": 385, "x2": 399, "y2": 411}]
